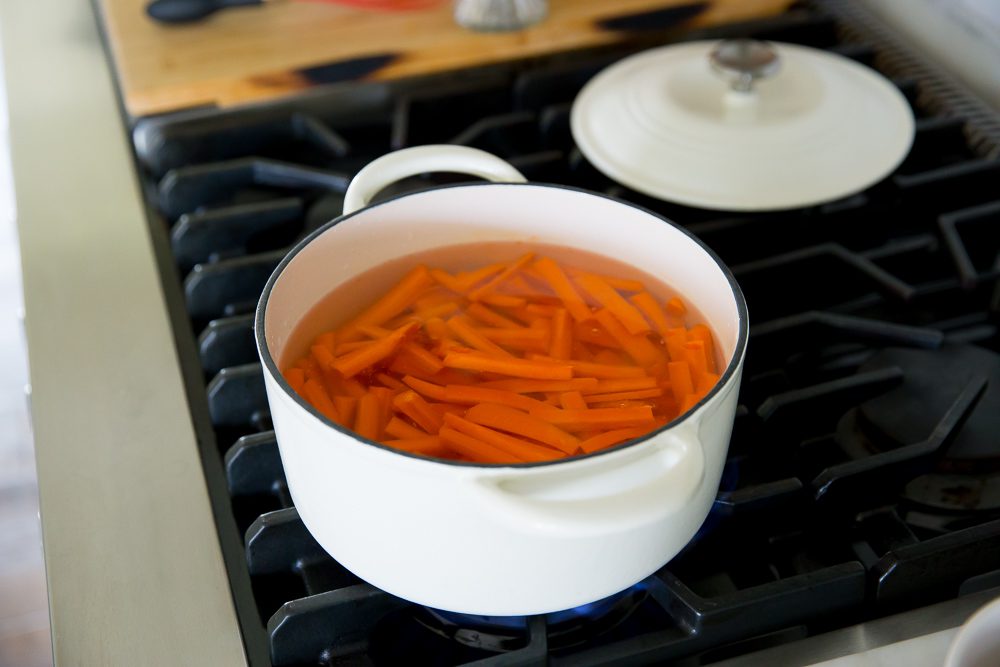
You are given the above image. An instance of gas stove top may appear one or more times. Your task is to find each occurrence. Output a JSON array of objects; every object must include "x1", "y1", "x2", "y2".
[{"x1": 128, "y1": 2, "x2": 1000, "y2": 665}]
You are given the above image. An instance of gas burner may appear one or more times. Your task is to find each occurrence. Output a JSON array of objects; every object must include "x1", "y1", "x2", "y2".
[
  {"x1": 832, "y1": 345, "x2": 999, "y2": 512},
  {"x1": 367, "y1": 585, "x2": 646, "y2": 664}
]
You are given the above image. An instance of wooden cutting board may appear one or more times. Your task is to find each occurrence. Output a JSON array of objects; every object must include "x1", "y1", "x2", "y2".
[{"x1": 96, "y1": 0, "x2": 794, "y2": 117}]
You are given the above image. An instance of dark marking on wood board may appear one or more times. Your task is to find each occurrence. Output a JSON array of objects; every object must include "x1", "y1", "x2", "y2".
[
  {"x1": 297, "y1": 54, "x2": 400, "y2": 85},
  {"x1": 597, "y1": 2, "x2": 709, "y2": 32}
]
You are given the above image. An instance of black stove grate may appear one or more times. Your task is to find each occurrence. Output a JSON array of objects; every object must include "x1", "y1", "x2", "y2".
[{"x1": 132, "y1": 3, "x2": 1000, "y2": 665}]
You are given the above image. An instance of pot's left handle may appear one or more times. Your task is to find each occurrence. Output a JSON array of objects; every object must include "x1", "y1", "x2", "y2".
[{"x1": 343, "y1": 145, "x2": 529, "y2": 215}]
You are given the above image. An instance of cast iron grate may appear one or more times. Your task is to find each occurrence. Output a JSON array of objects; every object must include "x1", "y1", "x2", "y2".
[{"x1": 132, "y1": 3, "x2": 1000, "y2": 666}]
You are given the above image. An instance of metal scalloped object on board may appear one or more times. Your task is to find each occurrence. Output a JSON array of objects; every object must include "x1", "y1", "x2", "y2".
[{"x1": 571, "y1": 39, "x2": 916, "y2": 211}]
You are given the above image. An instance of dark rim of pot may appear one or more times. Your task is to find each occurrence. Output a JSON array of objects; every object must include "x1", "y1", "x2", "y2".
[{"x1": 255, "y1": 182, "x2": 749, "y2": 468}]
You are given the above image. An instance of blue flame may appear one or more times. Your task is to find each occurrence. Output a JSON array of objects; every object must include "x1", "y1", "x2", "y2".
[{"x1": 431, "y1": 581, "x2": 647, "y2": 630}]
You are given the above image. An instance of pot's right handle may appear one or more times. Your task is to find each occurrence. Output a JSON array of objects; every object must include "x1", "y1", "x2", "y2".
[
  {"x1": 472, "y1": 420, "x2": 706, "y2": 538},
  {"x1": 343, "y1": 145, "x2": 528, "y2": 215}
]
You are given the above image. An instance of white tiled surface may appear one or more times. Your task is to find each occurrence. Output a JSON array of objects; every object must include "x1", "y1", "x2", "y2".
[{"x1": 0, "y1": 32, "x2": 53, "y2": 667}]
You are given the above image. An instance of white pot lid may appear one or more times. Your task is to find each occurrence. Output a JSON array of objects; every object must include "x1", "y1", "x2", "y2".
[{"x1": 571, "y1": 40, "x2": 916, "y2": 211}]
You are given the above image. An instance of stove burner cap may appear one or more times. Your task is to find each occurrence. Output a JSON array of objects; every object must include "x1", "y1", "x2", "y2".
[{"x1": 858, "y1": 345, "x2": 1000, "y2": 463}]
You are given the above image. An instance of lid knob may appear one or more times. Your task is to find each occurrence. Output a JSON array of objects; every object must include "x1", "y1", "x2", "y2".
[{"x1": 709, "y1": 39, "x2": 780, "y2": 92}]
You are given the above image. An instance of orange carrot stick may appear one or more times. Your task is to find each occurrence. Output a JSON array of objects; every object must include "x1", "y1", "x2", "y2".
[
  {"x1": 285, "y1": 367, "x2": 306, "y2": 394},
  {"x1": 402, "y1": 376, "x2": 449, "y2": 401},
  {"x1": 574, "y1": 319, "x2": 620, "y2": 349},
  {"x1": 455, "y1": 263, "x2": 506, "y2": 289},
  {"x1": 566, "y1": 267, "x2": 645, "y2": 293},
  {"x1": 476, "y1": 378, "x2": 600, "y2": 393},
  {"x1": 311, "y1": 344, "x2": 337, "y2": 372},
  {"x1": 444, "y1": 352, "x2": 573, "y2": 380},
  {"x1": 397, "y1": 342, "x2": 445, "y2": 375},
  {"x1": 578, "y1": 427, "x2": 651, "y2": 453},
  {"x1": 429, "y1": 268, "x2": 467, "y2": 294},
  {"x1": 480, "y1": 294, "x2": 527, "y2": 308},
  {"x1": 559, "y1": 391, "x2": 588, "y2": 410},
  {"x1": 442, "y1": 385, "x2": 549, "y2": 412},
  {"x1": 478, "y1": 327, "x2": 549, "y2": 351},
  {"x1": 683, "y1": 341, "x2": 708, "y2": 377},
  {"x1": 303, "y1": 378, "x2": 342, "y2": 422},
  {"x1": 668, "y1": 361, "x2": 694, "y2": 405},
  {"x1": 340, "y1": 265, "x2": 433, "y2": 341},
  {"x1": 580, "y1": 377, "x2": 659, "y2": 394},
  {"x1": 392, "y1": 390, "x2": 442, "y2": 433},
  {"x1": 695, "y1": 372, "x2": 720, "y2": 395},
  {"x1": 527, "y1": 355, "x2": 647, "y2": 379},
  {"x1": 384, "y1": 416, "x2": 427, "y2": 439},
  {"x1": 468, "y1": 253, "x2": 534, "y2": 301},
  {"x1": 466, "y1": 302, "x2": 522, "y2": 329},
  {"x1": 574, "y1": 274, "x2": 650, "y2": 335},
  {"x1": 688, "y1": 324, "x2": 717, "y2": 373},
  {"x1": 439, "y1": 427, "x2": 524, "y2": 464},
  {"x1": 334, "y1": 340, "x2": 372, "y2": 355},
  {"x1": 594, "y1": 309, "x2": 663, "y2": 367},
  {"x1": 583, "y1": 388, "x2": 664, "y2": 403},
  {"x1": 465, "y1": 403, "x2": 580, "y2": 454},
  {"x1": 333, "y1": 396, "x2": 358, "y2": 427},
  {"x1": 375, "y1": 373, "x2": 407, "y2": 391},
  {"x1": 549, "y1": 308, "x2": 573, "y2": 360},
  {"x1": 332, "y1": 321, "x2": 418, "y2": 378},
  {"x1": 446, "y1": 315, "x2": 513, "y2": 357},
  {"x1": 353, "y1": 393, "x2": 381, "y2": 440},
  {"x1": 384, "y1": 436, "x2": 451, "y2": 458},
  {"x1": 443, "y1": 414, "x2": 564, "y2": 462},
  {"x1": 630, "y1": 292, "x2": 671, "y2": 337},
  {"x1": 666, "y1": 297, "x2": 687, "y2": 317},
  {"x1": 679, "y1": 393, "x2": 700, "y2": 414},
  {"x1": 528, "y1": 405, "x2": 655, "y2": 430},
  {"x1": 532, "y1": 257, "x2": 593, "y2": 322}
]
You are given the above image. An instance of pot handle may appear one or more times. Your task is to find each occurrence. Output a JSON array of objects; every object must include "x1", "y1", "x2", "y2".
[
  {"x1": 342, "y1": 145, "x2": 529, "y2": 215},
  {"x1": 471, "y1": 420, "x2": 706, "y2": 538}
]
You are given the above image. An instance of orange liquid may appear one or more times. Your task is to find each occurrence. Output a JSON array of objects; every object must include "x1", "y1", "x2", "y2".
[{"x1": 282, "y1": 242, "x2": 721, "y2": 463}]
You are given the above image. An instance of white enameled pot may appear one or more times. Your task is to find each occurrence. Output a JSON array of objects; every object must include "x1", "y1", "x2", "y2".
[{"x1": 255, "y1": 145, "x2": 749, "y2": 615}]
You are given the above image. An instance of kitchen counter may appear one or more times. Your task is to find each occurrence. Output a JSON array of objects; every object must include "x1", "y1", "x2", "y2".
[{"x1": 0, "y1": 0, "x2": 245, "y2": 664}]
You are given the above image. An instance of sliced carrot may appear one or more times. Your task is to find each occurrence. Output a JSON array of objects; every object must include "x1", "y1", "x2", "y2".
[
  {"x1": 696, "y1": 372, "x2": 720, "y2": 395},
  {"x1": 402, "y1": 376, "x2": 449, "y2": 401},
  {"x1": 429, "y1": 268, "x2": 466, "y2": 293},
  {"x1": 578, "y1": 426, "x2": 651, "y2": 453},
  {"x1": 384, "y1": 436, "x2": 451, "y2": 458},
  {"x1": 333, "y1": 321, "x2": 418, "y2": 378},
  {"x1": 285, "y1": 367, "x2": 306, "y2": 395},
  {"x1": 444, "y1": 352, "x2": 573, "y2": 380},
  {"x1": 480, "y1": 294, "x2": 526, "y2": 308},
  {"x1": 549, "y1": 308, "x2": 573, "y2": 360},
  {"x1": 679, "y1": 393, "x2": 700, "y2": 414},
  {"x1": 688, "y1": 324, "x2": 717, "y2": 373},
  {"x1": 592, "y1": 348, "x2": 631, "y2": 366},
  {"x1": 630, "y1": 292, "x2": 671, "y2": 337},
  {"x1": 465, "y1": 403, "x2": 579, "y2": 454},
  {"x1": 303, "y1": 378, "x2": 341, "y2": 423},
  {"x1": 311, "y1": 344, "x2": 337, "y2": 372},
  {"x1": 559, "y1": 391, "x2": 588, "y2": 410},
  {"x1": 384, "y1": 416, "x2": 427, "y2": 439},
  {"x1": 353, "y1": 393, "x2": 381, "y2": 440},
  {"x1": 683, "y1": 341, "x2": 708, "y2": 377},
  {"x1": 392, "y1": 390, "x2": 442, "y2": 433},
  {"x1": 442, "y1": 385, "x2": 548, "y2": 412},
  {"x1": 476, "y1": 378, "x2": 599, "y2": 393},
  {"x1": 478, "y1": 327, "x2": 549, "y2": 351},
  {"x1": 468, "y1": 253, "x2": 534, "y2": 301},
  {"x1": 526, "y1": 303, "x2": 560, "y2": 317},
  {"x1": 571, "y1": 340, "x2": 595, "y2": 362},
  {"x1": 581, "y1": 377, "x2": 659, "y2": 394},
  {"x1": 369, "y1": 386, "x2": 395, "y2": 439},
  {"x1": 375, "y1": 373, "x2": 407, "y2": 391},
  {"x1": 316, "y1": 331, "x2": 337, "y2": 353},
  {"x1": 532, "y1": 257, "x2": 592, "y2": 322},
  {"x1": 574, "y1": 319, "x2": 620, "y2": 349},
  {"x1": 583, "y1": 388, "x2": 664, "y2": 403},
  {"x1": 594, "y1": 309, "x2": 663, "y2": 367},
  {"x1": 446, "y1": 315, "x2": 512, "y2": 357},
  {"x1": 340, "y1": 265, "x2": 433, "y2": 341},
  {"x1": 666, "y1": 297, "x2": 687, "y2": 317},
  {"x1": 439, "y1": 427, "x2": 524, "y2": 464},
  {"x1": 454, "y1": 263, "x2": 506, "y2": 291},
  {"x1": 424, "y1": 317, "x2": 452, "y2": 342},
  {"x1": 333, "y1": 396, "x2": 358, "y2": 428},
  {"x1": 412, "y1": 301, "x2": 461, "y2": 322},
  {"x1": 528, "y1": 354, "x2": 647, "y2": 379},
  {"x1": 398, "y1": 342, "x2": 444, "y2": 375},
  {"x1": 567, "y1": 267, "x2": 645, "y2": 293},
  {"x1": 574, "y1": 273, "x2": 650, "y2": 335},
  {"x1": 528, "y1": 405, "x2": 656, "y2": 431},
  {"x1": 466, "y1": 302, "x2": 522, "y2": 329},
  {"x1": 356, "y1": 324, "x2": 392, "y2": 339},
  {"x1": 443, "y1": 414, "x2": 563, "y2": 462},
  {"x1": 668, "y1": 361, "x2": 694, "y2": 405},
  {"x1": 334, "y1": 340, "x2": 372, "y2": 355}
]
